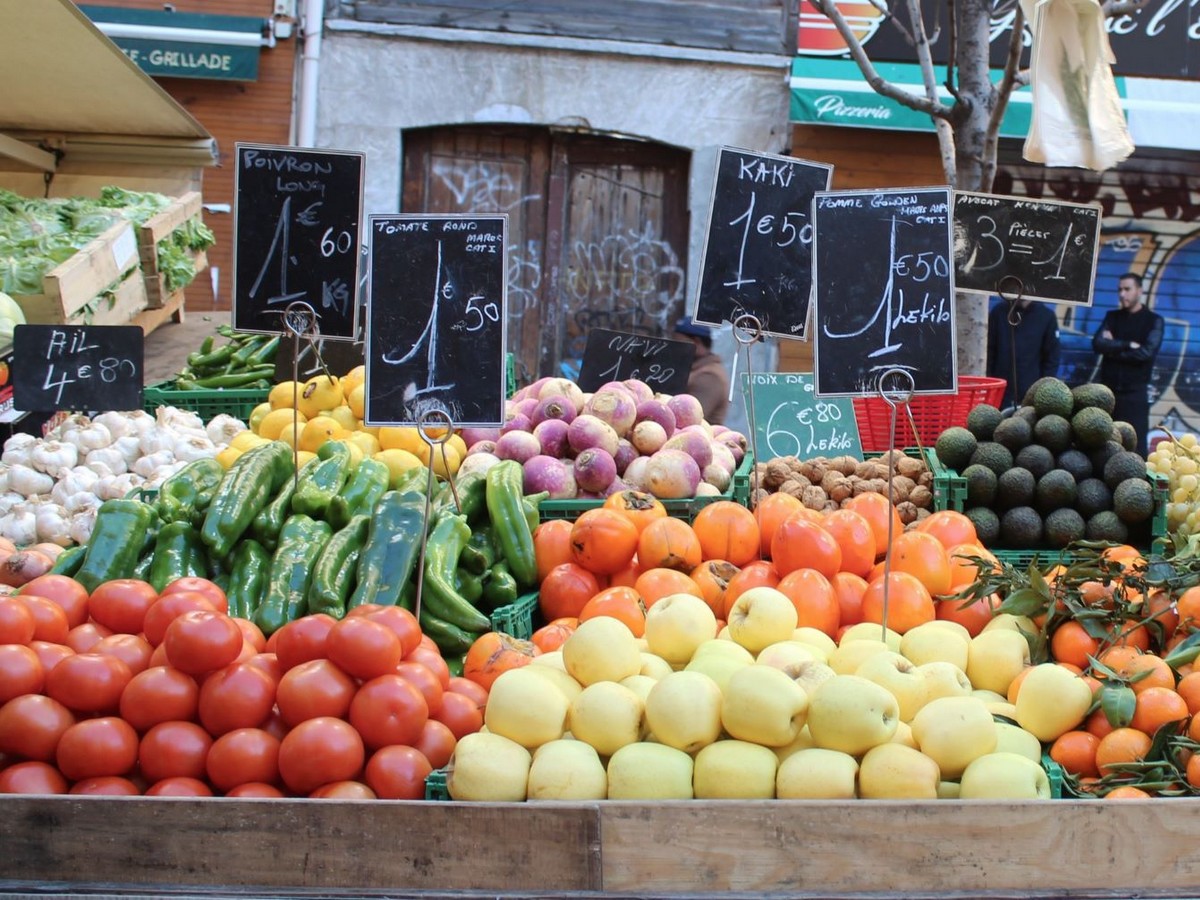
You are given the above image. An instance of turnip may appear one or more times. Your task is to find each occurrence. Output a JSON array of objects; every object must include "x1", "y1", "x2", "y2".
[
  {"x1": 622, "y1": 379, "x2": 654, "y2": 404},
  {"x1": 523, "y1": 455, "x2": 577, "y2": 499},
  {"x1": 613, "y1": 439, "x2": 639, "y2": 475},
  {"x1": 666, "y1": 393, "x2": 705, "y2": 429},
  {"x1": 603, "y1": 477, "x2": 630, "y2": 497},
  {"x1": 695, "y1": 482, "x2": 721, "y2": 497},
  {"x1": 537, "y1": 377, "x2": 585, "y2": 412},
  {"x1": 582, "y1": 389, "x2": 637, "y2": 438},
  {"x1": 573, "y1": 447, "x2": 617, "y2": 494},
  {"x1": 702, "y1": 462, "x2": 732, "y2": 493},
  {"x1": 533, "y1": 418, "x2": 571, "y2": 458},
  {"x1": 642, "y1": 448, "x2": 702, "y2": 499},
  {"x1": 459, "y1": 452, "x2": 501, "y2": 478},
  {"x1": 622, "y1": 455, "x2": 650, "y2": 491},
  {"x1": 634, "y1": 399, "x2": 675, "y2": 436},
  {"x1": 501, "y1": 413, "x2": 532, "y2": 435},
  {"x1": 466, "y1": 439, "x2": 498, "y2": 456},
  {"x1": 494, "y1": 430, "x2": 542, "y2": 464},
  {"x1": 513, "y1": 397, "x2": 539, "y2": 420},
  {"x1": 662, "y1": 430, "x2": 713, "y2": 471},
  {"x1": 716, "y1": 430, "x2": 748, "y2": 465},
  {"x1": 530, "y1": 394, "x2": 577, "y2": 427},
  {"x1": 460, "y1": 426, "x2": 500, "y2": 447},
  {"x1": 709, "y1": 441, "x2": 737, "y2": 477},
  {"x1": 630, "y1": 420, "x2": 669, "y2": 456},
  {"x1": 567, "y1": 414, "x2": 620, "y2": 458}
]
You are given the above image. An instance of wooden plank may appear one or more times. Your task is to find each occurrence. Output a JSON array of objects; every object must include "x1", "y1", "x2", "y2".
[
  {"x1": 131, "y1": 290, "x2": 185, "y2": 336},
  {"x1": 137, "y1": 191, "x2": 204, "y2": 250},
  {"x1": 145, "y1": 250, "x2": 208, "y2": 309},
  {"x1": 13, "y1": 221, "x2": 142, "y2": 323},
  {"x1": 90, "y1": 270, "x2": 149, "y2": 327},
  {"x1": 598, "y1": 800, "x2": 1200, "y2": 896},
  {"x1": 0, "y1": 798, "x2": 601, "y2": 893},
  {"x1": 0, "y1": 132, "x2": 56, "y2": 173}
]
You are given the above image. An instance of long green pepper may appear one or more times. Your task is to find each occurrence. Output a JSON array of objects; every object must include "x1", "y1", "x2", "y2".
[
  {"x1": 485, "y1": 461, "x2": 538, "y2": 588},
  {"x1": 421, "y1": 513, "x2": 491, "y2": 633},
  {"x1": 74, "y1": 499, "x2": 158, "y2": 593},
  {"x1": 201, "y1": 441, "x2": 295, "y2": 560}
]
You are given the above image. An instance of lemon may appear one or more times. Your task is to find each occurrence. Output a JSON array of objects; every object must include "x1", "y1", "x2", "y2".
[
  {"x1": 277, "y1": 421, "x2": 305, "y2": 450},
  {"x1": 269, "y1": 380, "x2": 303, "y2": 410},
  {"x1": 341, "y1": 440, "x2": 365, "y2": 468},
  {"x1": 258, "y1": 408, "x2": 307, "y2": 440},
  {"x1": 375, "y1": 449, "x2": 426, "y2": 487},
  {"x1": 230, "y1": 431, "x2": 268, "y2": 452},
  {"x1": 248, "y1": 402, "x2": 272, "y2": 433},
  {"x1": 360, "y1": 425, "x2": 381, "y2": 438},
  {"x1": 297, "y1": 374, "x2": 343, "y2": 418},
  {"x1": 299, "y1": 415, "x2": 347, "y2": 453},
  {"x1": 295, "y1": 449, "x2": 318, "y2": 469},
  {"x1": 379, "y1": 426, "x2": 428, "y2": 456},
  {"x1": 429, "y1": 442, "x2": 463, "y2": 479},
  {"x1": 447, "y1": 433, "x2": 468, "y2": 460},
  {"x1": 347, "y1": 383, "x2": 365, "y2": 420},
  {"x1": 215, "y1": 446, "x2": 242, "y2": 469},
  {"x1": 326, "y1": 404, "x2": 359, "y2": 433},
  {"x1": 341, "y1": 365, "x2": 366, "y2": 399},
  {"x1": 346, "y1": 430, "x2": 381, "y2": 458}
]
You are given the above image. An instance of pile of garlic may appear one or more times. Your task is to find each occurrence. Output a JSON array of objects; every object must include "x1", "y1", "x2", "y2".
[{"x1": 0, "y1": 407, "x2": 246, "y2": 548}]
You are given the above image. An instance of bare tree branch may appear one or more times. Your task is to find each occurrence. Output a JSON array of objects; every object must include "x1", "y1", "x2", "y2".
[
  {"x1": 904, "y1": 0, "x2": 957, "y2": 182},
  {"x1": 809, "y1": 0, "x2": 953, "y2": 120},
  {"x1": 983, "y1": 4, "x2": 1026, "y2": 190},
  {"x1": 945, "y1": 0, "x2": 961, "y2": 103}
]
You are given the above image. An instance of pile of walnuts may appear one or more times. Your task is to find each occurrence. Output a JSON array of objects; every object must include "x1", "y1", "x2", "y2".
[{"x1": 750, "y1": 450, "x2": 935, "y2": 525}]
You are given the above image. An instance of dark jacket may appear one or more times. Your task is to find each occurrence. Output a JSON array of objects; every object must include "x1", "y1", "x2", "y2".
[
  {"x1": 987, "y1": 300, "x2": 1061, "y2": 408},
  {"x1": 1092, "y1": 305, "x2": 1164, "y2": 392},
  {"x1": 688, "y1": 352, "x2": 730, "y2": 426}
]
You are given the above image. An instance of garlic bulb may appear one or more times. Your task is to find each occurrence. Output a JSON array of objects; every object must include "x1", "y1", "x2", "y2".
[
  {"x1": 9, "y1": 464, "x2": 54, "y2": 497},
  {"x1": 30, "y1": 441, "x2": 79, "y2": 474},
  {"x1": 157, "y1": 406, "x2": 206, "y2": 434},
  {"x1": 174, "y1": 436, "x2": 218, "y2": 463},
  {"x1": 63, "y1": 422, "x2": 113, "y2": 453},
  {"x1": 86, "y1": 447, "x2": 128, "y2": 475},
  {"x1": 1, "y1": 434, "x2": 34, "y2": 467},
  {"x1": 133, "y1": 450, "x2": 175, "y2": 479},
  {"x1": 1, "y1": 503, "x2": 38, "y2": 546},
  {"x1": 92, "y1": 411, "x2": 135, "y2": 441},
  {"x1": 34, "y1": 502, "x2": 71, "y2": 546},
  {"x1": 206, "y1": 414, "x2": 247, "y2": 447},
  {"x1": 68, "y1": 508, "x2": 97, "y2": 545},
  {"x1": 0, "y1": 465, "x2": 8, "y2": 494},
  {"x1": 61, "y1": 490, "x2": 101, "y2": 515},
  {"x1": 0, "y1": 491, "x2": 25, "y2": 516},
  {"x1": 95, "y1": 472, "x2": 140, "y2": 501},
  {"x1": 113, "y1": 434, "x2": 143, "y2": 468},
  {"x1": 139, "y1": 426, "x2": 175, "y2": 456}
]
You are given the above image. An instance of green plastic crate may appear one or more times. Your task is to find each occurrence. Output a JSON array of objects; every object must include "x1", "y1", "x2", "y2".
[
  {"x1": 1042, "y1": 753, "x2": 1065, "y2": 799},
  {"x1": 861, "y1": 448, "x2": 965, "y2": 513},
  {"x1": 990, "y1": 547, "x2": 1077, "y2": 572},
  {"x1": 142, "y1": 379, "x2": 269, "y2": 423},
  {"x1": 490, "y1": 591, "x2": 540, "y2": 641},
  {"x1": 424, "y1": 767, "x2": 449, "y2": 801},
  {"x1": 1149, "y1": 469, "x2": 1169, "y2": 544}
]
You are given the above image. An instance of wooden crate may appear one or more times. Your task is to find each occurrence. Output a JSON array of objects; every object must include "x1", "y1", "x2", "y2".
[
  {"x1": 10, "y1": 220, "x2": 141, "y2": 324},
  {"x1": 136, "y1": 191, "x2": 209, "y2": 308}
]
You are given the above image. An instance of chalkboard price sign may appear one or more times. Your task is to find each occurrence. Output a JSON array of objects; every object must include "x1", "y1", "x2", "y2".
[
  {"x1": 577, "y1": 329, "x2": 694, "y2": 395},
  {"x1": 233, "y1": 143, "x2": 364, "y2": 340},
  {"x1": 694, "y1": 147, "x2": 833, "y2": 340},
  {"x1": 952, "y1": 192, "x2": 1102, "y2": 306},
  {"x1": 365, "y1": 215, "x2": 507, "y2": 427},
  {"x1": 812, "y1": 187, "x2": 957, "y2": 398},
  {"x1": 740, "y1": 372, "x2": 862, "y2": 462},
  {"x1": 13, "y1": 325, "x2": 143, "y2": 413}
]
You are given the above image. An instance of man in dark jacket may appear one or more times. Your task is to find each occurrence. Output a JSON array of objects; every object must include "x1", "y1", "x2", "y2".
[
  {"x1": 673, "y1": 318, "x2": 730, "y2": 426},
  {"x1": 987, "y1": 297, "x2": 1061, "y2": 410},
  {"x1": 1093, "y1": 271, "x2": 1164, "y2": 456}
]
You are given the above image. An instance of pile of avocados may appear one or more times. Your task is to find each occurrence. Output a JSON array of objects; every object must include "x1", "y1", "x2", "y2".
[{"x1": 934, "y1": 377, "x2": 1158, "y2": 550}]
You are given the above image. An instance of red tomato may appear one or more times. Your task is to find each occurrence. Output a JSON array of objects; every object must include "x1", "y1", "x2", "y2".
[
  {"x1": 161, "y1": 577, "x2": 228, "y2": 614},
  {"x1": 406, "y1": 646, "x2": 450, "y2": 689},
  {"x1": 91, "y1": 633, "x2": 153, "y2": 676},
  {"x1": 412, "y1": 718, "x2": 456, "y2": 769},
  {"x1": 17, "y1": 595, "x2": 69, "y2": 644},
  {"x1": 224, "y1": 781, "x2": 284, "y2": 798},
  {"x1": 28, "y1": 640, "x2": 73, "y2": 674},
  {"x1": 87, "y1": 579, "x2": 159, "y2": 635},
  {"x1": 242, "y1": 652, "x2": 282, "y2": 685},
  {"x1": 0, "y1": 644, "x2": 44, "y2": 703},
  {"x1": 351, "y1": 605, "x2": 422, "y2": 657},
  {"x1": 326, "y1": 616, "x2": 403, "y2": 681},
  {"x1": 69, "y1": 776, "x2": 141, "y2": 795},
  {"x1": 205, "y1": 727, "x2": 281, "y2": 793},
  {"x1": 447, "y1": 676, "x2": 489, "y2": 710},
  {"x1": 0, "y1": 760, "x2": 68, "y2": 794},
  {"x1": 64, "y1": 622, "x2": 112, "y2": 653},
  {"x1": 20, "y1": 575, "x2": 89, "y2": 629},
  {"x1": 277, "y1": 717, "x2": 364, "y2": 795},
  {"x1": 275, "y1": 658, "x2": 356, "y2": 727},
  {"x1": 0, "y1": 693, "x2": 75, "y2": 761},
  {"x1": 431, "y1": 690, "x2": 484, "y2": 740},
  {"x1": 145, "y1": 776, "x2": 213, "y2": 797},
  {"x1": 273, "y1": 614, "x2": 336, "y2": 670},
  {"x1": 44, "y1": 652, "x2": 132, "y2": 714},
  {"x1": 138, "y1": 720, "x2": 213, "y2": 783},
  {"x1": 197, "y1": 662, "x2": 277, "y2": 736},
  {"x1": 55, "y1": 716, "x2": 139, "y2": 781},
  {"x1": 141, "y1": 591, "x2": 217, "y2": 647},
  {"x1": 364, "y1": 745, "x2": 431, "y2": 800},
  {"x1": 396, "y1": 660, "x2": 445, "y2": 715},
  {"x1": 348, "y1": 674, "x2": 428, "y2": 751},
  {"x1": 119, "y1": 666, "x2": 199, "y2": 732},
  {"x1": 0, "y1": 596, "x2": 35, "y2": 644},
  {"x1": 163, "y1": 610, "x2": 243, "y2": 676},
  {"x1": 310, "y1": 780, "x2": 376, "y2": 800},
  {"x1": 260, "y1": 710, "x2": 290, "y2": 743},
  {"x1": 148, "y1": 642, "x2": 170, "y2": 667},
  {"x1": 231, "y1": 617, "x2": 267, "y2": 654}
]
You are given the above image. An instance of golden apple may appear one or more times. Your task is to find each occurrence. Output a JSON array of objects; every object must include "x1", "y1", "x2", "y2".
[
  {"x1": 568, "y1": 681, "x2": 645, "y2": 756},
  {"x1": 858, "y1": 742, "x2": 940, "y2": 799},
  {"x1": 855, "y1": 651, "x2": 928, "y2": 722},
  {"x1": 527, "y1": 739, "x2": 607, "y2": 801},
  {"x1": 727, "y1": 587, "x2": 799, "y2": 653},
  {"x1": 644, "y1": 593, "x2": 718, "y2": 665},
  {"x1": 776, "y1": 747, "x2": 858, "y2": 799},
  {"x1": 966, "y1": 629, "x2": 1031, "y2": 695},
  {"x1": 1015, "y1": 662, "x2": 1094, "y2": 742},
  {"x1": 606, "y1": 742, "x2": 694, "y2": 799},
  {"x1": 447, "y1": 732, "x2": 531, "y2": 801},
  {"x1": 806, "y1": 674, "x2": 899, "y2": 756},
  {"x1": 693, "y1": 739, "x2": 779, "y2": 799},
  {"x1": 958, "y1": 751, "x2": 1052, "y2": 799},
  {"x1": 910, "y1": 694, "x2": 997, "y2": 779},
  {"x1": 720, "y1": 664, "x2": 810, "y2": 747},
  {"x1": 484, "y1": 667, "x2": 570, "y2": 749},
  {"x1": 563, "y1": 616, "x2": 643, "y2": 686},
  {"x1": 899, "y1": 621, "x2": 970, "y2": 670},
  {"x1": 644, "y1": 670, "x2": 723, "y2": 753}
]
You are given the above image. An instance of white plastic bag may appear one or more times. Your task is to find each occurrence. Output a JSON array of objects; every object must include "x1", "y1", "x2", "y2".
[{"x1": 1020, "y1": 0, "x2": 1134, "y2": 171}]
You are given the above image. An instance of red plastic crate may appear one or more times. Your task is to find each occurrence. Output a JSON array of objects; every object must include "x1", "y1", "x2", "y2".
[{"x1": 852, "y1": 376, "x2": 1007, "y2": 452}]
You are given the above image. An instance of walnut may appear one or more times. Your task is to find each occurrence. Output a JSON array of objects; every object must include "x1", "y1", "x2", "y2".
[
  {"x1": 915, "y1": 506, "x2": 932, "y2": 521},
  {"x1": 823, "y1": 500, "x2": 841, "y2": 513},
  {"x1": 820, "y1": 470, "x2": 846, "y2": 495},
  {"x1": 896, "y1": 454, "x2": 928, "y2": 479},
  {"x1": 801, "y1": 485, "x2": 828, "y2": 510},
  {"x1": 896, "y1": 501, "x2": 920, "y2": 525},
  {"x1": 830, "y1": 455, "x2": 859, "y2": 476},
  {"x1": 828, "y1": 480, "x2": 853, "y2": 503},
  {"x1": 807, "y1": 460, "x2": 829, "y2": 485},
  {"x1": 762, "y1": 460, "x2": 792, "y2": 490},
  {"x1": 750, "y1": 488, "x2": 770, "y2": 507},
  {"x1": 781, "y1": 478, "x2": 808, "y2": 499},
  {"x1": 918, "y1": 470, "x2": 934, "y2": 488},
  {"x1": 854, "y1": 461, "x2": 878, "y2": 479},
  {"x1": 909, "y1": 484, "x2": 933, "y2": 508},
  {"x1": 852, "y1": 478, "x2": 889, "y2": 496},
  {"x1": 889, "y1": 475, "x2": 916, "y2": 504}
]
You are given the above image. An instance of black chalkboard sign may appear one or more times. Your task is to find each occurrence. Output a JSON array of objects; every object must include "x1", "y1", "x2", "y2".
[
  {"x1": 12, "y1": 325, "x2": 143, "y2": 413},
  {"x1": 740, "y1": 372, "x2": 862, "y2": 461},
  {"x1": 953, "y1": 192, "x2": 1102, "y2": 306},
  {"x1": 694, "y1": 147, "x2": 833, "y2": 340},
  {"x1": 233, "y1": 143, "x2": 364, "y2": 340},
  {"x1": 812, "y1": 187, "x2": 957, "y2": 398},
  {"x1": 365, "y1": 215, "x2": 507, "y2": 427},
  {"x1": 577, "y1": 329, "x2": 694, "y2": 395}
]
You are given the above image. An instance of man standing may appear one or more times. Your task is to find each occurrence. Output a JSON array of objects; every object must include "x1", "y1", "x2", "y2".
[
  {"x1": 673, "y1": 318, "x2": 730, "y2": 426},
  {"x1": 1093, "y1": 272, "x2": 1164, "y2": 456},
  {"x1": 987, "y1": 297, "x2": 1061, "y2": 410}
]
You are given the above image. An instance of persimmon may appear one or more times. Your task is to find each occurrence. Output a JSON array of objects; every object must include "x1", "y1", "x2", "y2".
[
  {"x1": 691, "y1": 560, "x2": 740, "y2": 619},
  {"x1": 721, "y1": 560, "x2": 780, "y2": 620},
  {"x1": 753, "y1": 493, "x2": 804, "y2": 558},
  {"x1": 821, "y1": 509, "x2": 876, "y2": 579},
  {"x1": 859, "y1": 571, "x2": 935, "y2": 634},
  {"x1": 636, "y1": 517, "x2": 702, "y2": 572},
  {"x1": 578, "y1": 586, "x2": 647, "y2": 638},
  {"x1": 603, "y1": 490, "x2": 667, "y2": 535},
  {"x1": 570, "y1": 509, "x2": 639, "y2": 575},
  {"x1": 844, "y1": 492, "x2": 904, "y2": 557},
  {"x1": 691, "y1": 501, "x2": 760, "y2": 567},
  {"x1": 533, "y1": 520, "x2": 575, "y2": 583},
  {"x1": 634, "y1": 568, "x2": 704, "y2": 608},
  {"x1": 531, "y1": 618, "x2": 578, "y2": 654},
  {"x1": 463, "y1": 632, "x2": 539, "y2": 691},
  {"x1": 538, "y1": 563, "x2": 601, "y2": 621},
  {"x1": 887, "y1": 530, "x2": 953, "y2": 597},
  {"x1": 935, "y1": 593, "x2": 998, "y2": 638},
  {"x1": 775, "y1": 568, "x2": 840, "y2": 639},
  {"x1": 831, "y1": 571, "x2": 868, "y2": 628},
  {"x1": 771, "y1": 514, "x2": 841, "y2": 580},
  {"x1": 914, "y1": 509, "x2": 978, "y2": 550},
  {"x1": 946, "y1": 542, "x2": 996, "y2": 590}
]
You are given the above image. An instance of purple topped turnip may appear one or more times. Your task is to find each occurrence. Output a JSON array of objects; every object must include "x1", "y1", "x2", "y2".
[
  {"x1": 536, "y1": 377, "x2": 585, "y2": 412},
  {"x1": 466, "y1": 439, "x2": 498, "y2": 456},
  {"x1": 531, "y1": 394, "x2": 577, "y2": 427},
  {"x1": 523, "y1": 455, "x2": 577, "y2": 499},
  {"x1": 622, "y1": 379, "x2": 654, "y2": 404},
  {"x1": 459, "y1": 425, "x2": 500, "y2": 447},
  {"x1": 494, "y1": 429, "x2": 542, "y2": 465},
  {"x1": 662, "y1": 430, "x2": 713, "y2": 471},
  {"x1": 613, "y1": 438, "x2": 639, "y2": 476},
  {"x1": 459, "y1": 451, "x2": 501, "y2": 478},
  {"x1": 716, "y1": 430, "x2": 748, "y2": 465},
  {"x1": 666, "y1": 393, "x2": 705, "y2": 430},
  {"x1": 622, "y1": 455, "x2": 650, "y2": 492},
  {"x1": 573, "y1": 447, "x2": 618, "y2": 494},
  {"x1": 533, "y1": 418, "x2": 571, "y2": 458},
  {"x1": 630, "y1": 420, "x2": 669, "y2": 456},
  {"x1": 642, "y1": 448, "x2": 702, "y2": 499},
  {"x1": 501, "y1": 413, "x2": 532, "y2": 435},
  {"x1": 634, "y1": 399, "x2": 675, "y2": 436},
  {"x1": 582, "y1": 388, "x2": 637, "y2": 437},
  {"x1": 567, "y1": 414, "x2": 620, "y2": 457}
]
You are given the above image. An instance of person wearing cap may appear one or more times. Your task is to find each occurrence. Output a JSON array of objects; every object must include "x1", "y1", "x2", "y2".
[{"x1": 674, "y1": 318, "x2": 730, "y2": 426}]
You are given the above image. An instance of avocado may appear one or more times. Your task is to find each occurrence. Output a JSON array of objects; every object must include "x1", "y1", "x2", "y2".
[
  {"x1": 935, "y1": 426, "x2": 978, "y2": 473},
  {"x1": 1033, "y1": 414, "x2": 1072, "y2": 454},
  {"x1": 1032, "y1": 378, "x2": 1075, "y2": 419},
  {"x1": 1013, "y1": 406, "x2": 1040, "y2": 428},
  {"x1": 1112, "y1": 421, "x2": 1138, "y2": 452},
  {"x1": 1044, "y1": 508, "x2": 1086, "y2": 549},
  {"x1": 1015, "y1": 444, "x2": 1056, "y2": 480},
  {"x1": 966, "y1": 404, "x2": 1004, "y2": 441},
  {"x1": 1000, "y1": 506, "x2": 1044, "y2": 548},
  {"x1": 965, "y1": 506, "x2": 1001, "y2": 546},
  {"x1": 1104, "y1": 450, "x2": 1147, "y2": 490},
  {"x1": 1022, "y1": 377, "x2": 1059, "y2": 407},
  {"x1": 1113, "y1": 477, "x2": 1155, "y2": 524},
  {"x1": 1076, "y1": 478, "x2": 1113, "y2": 519},
  {"x1": 1055, "y1": 448, "x2": 1093, "y2": 483},
  {"x1": 1086, "y1": 510, "x2": 1129, "y2": 543},
  {"x1": 1090, "y1": 440, "x2": 1124, "y2": 476},
  {"x1": 1035, "y1": 469, "x2": 1078, "y2": 514},
  {"x1": 993, "y1": 416, "x2": 1032, "y2": 453},
  {"x1": 969, "y1": 441, "x2": 1015, "y2": 477},
  {"x1": 996, "y1": 466, "x2": 1037, "y2": 510},
  {"x1": 1071, "y1": 406, "x2": 1116, "y2": 451},
  {"x1": 1071, "y1": 382, "x2": 1116, "y2": 415},
  {"x1": 962, "y1": 463, "x2": 999, "y2": 507}
]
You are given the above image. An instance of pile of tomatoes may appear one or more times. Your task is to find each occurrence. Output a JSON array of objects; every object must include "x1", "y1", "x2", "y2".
[{"x1": 0, "y1": 575, "x2": 487, "y2": 798}]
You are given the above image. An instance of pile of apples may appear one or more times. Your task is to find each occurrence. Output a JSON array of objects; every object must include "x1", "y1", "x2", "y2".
[{"x1": 446, "y1": 586, "x2": 1083, "y2": 801}]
